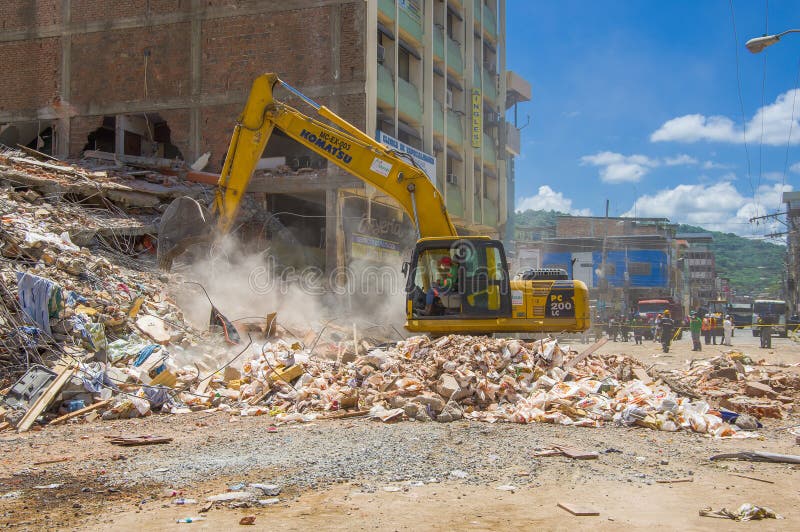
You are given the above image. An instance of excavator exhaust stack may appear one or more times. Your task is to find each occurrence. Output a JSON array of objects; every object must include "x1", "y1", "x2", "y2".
[{"x1": 157, "y1": 196, "x2": 214, "y2": 271}]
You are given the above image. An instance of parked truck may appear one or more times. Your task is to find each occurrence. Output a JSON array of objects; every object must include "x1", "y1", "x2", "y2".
[{"x1": 636, "y1": 297, "x2": 684, "y2": 340}]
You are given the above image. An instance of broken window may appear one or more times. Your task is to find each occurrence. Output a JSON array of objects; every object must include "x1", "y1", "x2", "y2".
[{"x1": 82, "y1": 114, "x2": 183, "y2": 160}]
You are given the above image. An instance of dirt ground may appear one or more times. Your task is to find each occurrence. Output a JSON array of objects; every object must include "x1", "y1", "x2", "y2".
[{"x1": 1, "y1": 331, "x2": 798, "y2": 531}]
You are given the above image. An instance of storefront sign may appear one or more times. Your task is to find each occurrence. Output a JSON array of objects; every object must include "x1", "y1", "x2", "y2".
[
  {"x1": 376, "y1": 131, "x2": 436, "y2": 181},
  {"x1": 471, "y1": 89, "x2": 482, "y2": 148}
]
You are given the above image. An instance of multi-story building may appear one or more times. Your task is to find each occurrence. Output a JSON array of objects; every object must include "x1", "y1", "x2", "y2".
[
  {"x1": 676, "y1": 232, "x2": 716, "y2": 303},
  {"x1": 0, "y1": 0, "x2": 529, "y2": 274}
]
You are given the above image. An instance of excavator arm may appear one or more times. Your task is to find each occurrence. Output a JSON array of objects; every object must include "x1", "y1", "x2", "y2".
[{"x1": 214, "y1": 73, "x2": 456, "y2": 238}]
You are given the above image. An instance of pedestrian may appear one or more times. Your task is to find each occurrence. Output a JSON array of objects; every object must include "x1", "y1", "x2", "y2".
[
  {"x1": 633, "y1": 315, "x2": 643, "y2": 345},
  {"x1": 690, "y1": 312, "x2": 702, "y2": 351},
  {"x1": 722, "y1": 315, "x2": 733, "y2": 346},
  {"x1": 654, "y1": 313, "x2": 662, "y2": 343},
  {"x1": 660, "y1": 309, "x2": 675, "y2": 352},
  {"x1": 759, "y1": 315, "x2": 773, "y2": 349},
  {"x1": 702, "y1": 315, "x2": 711, "y2": 345},
  {"x1": 709, "y1": 315, "x2": 718, "y2": 345}
]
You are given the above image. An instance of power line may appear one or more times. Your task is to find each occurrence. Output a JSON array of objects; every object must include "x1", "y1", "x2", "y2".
[
  {"x1": 728, "y1": 0, "x2": 755, "y2": 203},
  {"x1": 756, "y1": 0, "x2": 770, "y2": 216},
  {"x1": 779, "y1": 58, "x2": 800, "y2": 212}
]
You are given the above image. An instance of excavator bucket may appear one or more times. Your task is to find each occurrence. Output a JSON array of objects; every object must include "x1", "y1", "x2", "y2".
[{"x1": 157, "y1": 196, "x2": 214, "y2": 271}]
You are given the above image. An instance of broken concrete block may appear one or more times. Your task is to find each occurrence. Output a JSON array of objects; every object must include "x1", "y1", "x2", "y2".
[
  {"x1": 411, "y1": 394, "x2": 445, "y2": 415},
  {"x1": 436, "y1": 374, "x2": 469, "y2": 401},
  {"x1": 436, "y1": 403, "x2": 463, "y2": 423},
  {"x1": 135, "y1": 315, "x2": 171, "y2": 344},
  {"x1": 745, "y1": 381, "x2": 777, "y2": 398},
  {"x1": 709, "y1": 367, "x2": 738, "y2": 381},
  {"x1": 721, "y1": 396, "x2": 783, "y2": 419}
]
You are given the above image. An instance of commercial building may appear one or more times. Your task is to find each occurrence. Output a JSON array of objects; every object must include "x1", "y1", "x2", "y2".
[
  {"x1": 676, "y1": 232, "x2": 716, "y2": 304},
  {"x1": 0, "y1": 0, "x2": 529, "y2": 275}
]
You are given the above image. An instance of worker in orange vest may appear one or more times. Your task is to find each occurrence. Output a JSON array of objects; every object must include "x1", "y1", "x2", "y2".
[{"x1": 701, "y1": 315, "x2": 712, "y2": 345}]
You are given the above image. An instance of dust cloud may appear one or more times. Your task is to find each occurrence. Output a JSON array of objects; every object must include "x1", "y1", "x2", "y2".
[{"x1": 168, "y1": 237, "x2": 408, "y2": 346}]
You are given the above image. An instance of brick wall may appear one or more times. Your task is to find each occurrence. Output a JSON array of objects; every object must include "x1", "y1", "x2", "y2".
[
  {"x1": 199, "y1": 104, "x2": 240, "y2": 170},
  {"x1": 0, "y1": 38, "x2": 60, "y2": 112},
  {"x1": 70, "y1": 0, "x2": 187, "y2": 23},
  {"x1": 70, "y1": 23, "x2": 191, "y2": 107},
  {"x1": 201, "y1": 8, "x2": 333, "y2": 95},
  {"x1": 156, "y1": 108, "x2": 190, "y2": 159},
  {"x1": 0, "y1": 1, "x2": 61, "y2": 31},
  {"x1": 69, "y1": 115, "x2": 104, "y2": 154},
  {"x1": 1, "y1": 1, "x2": 367, "y2": 170}
]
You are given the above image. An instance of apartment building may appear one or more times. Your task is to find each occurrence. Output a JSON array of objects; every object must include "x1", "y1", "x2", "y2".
[{"x1": 0, "y1": 0, "x2": 529, "y2": 274}]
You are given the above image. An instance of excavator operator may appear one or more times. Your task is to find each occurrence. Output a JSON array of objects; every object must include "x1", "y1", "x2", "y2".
[{"x1": 425, "y1": 256, "x2": 458, "y2": 315}]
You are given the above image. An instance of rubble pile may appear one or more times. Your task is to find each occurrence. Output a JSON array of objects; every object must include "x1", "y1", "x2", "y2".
[
  {"x1": 0, "y1": 148, "x2": 793, "y2": 440},
  {"x1": 654, "y1": 351, "x2": 799, "y2": 421},
  {"x1": 227, "y1": 335, "x2": 762, "y2": 438}
]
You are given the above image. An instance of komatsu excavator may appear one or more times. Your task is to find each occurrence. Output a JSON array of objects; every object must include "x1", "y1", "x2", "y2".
[{"x1": 158, "y1": 74, "x2": 590, "y2": 335}]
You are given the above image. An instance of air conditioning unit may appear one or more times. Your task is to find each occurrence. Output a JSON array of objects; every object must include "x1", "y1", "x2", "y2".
[
  {"x1": 445, "y1": 88, "x2": 453, "y2": 109},
  {"x1": 377, "y1": 44, "x2": 385, "y2": 63},
  {"x1": 446, "y1": 173, "x2": 458, "y2": 185}
]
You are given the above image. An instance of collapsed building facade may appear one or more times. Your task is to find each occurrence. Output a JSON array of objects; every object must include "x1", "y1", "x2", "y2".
[{"x1": 0, "y1": 0, "x2": 530, "y2": 276}]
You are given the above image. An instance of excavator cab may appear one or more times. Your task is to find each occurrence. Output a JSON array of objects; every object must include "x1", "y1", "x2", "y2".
[{"x1": 406, "y1": 237, "x2": 512, "y2": 324}]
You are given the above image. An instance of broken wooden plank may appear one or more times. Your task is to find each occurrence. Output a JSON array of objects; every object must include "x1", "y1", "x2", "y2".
[
  {"x1": 49, "y1": 399, "x2": 111, "y2": 426},
  {"x1": 33, "y1": 457, "x2": 70, "y2": 466},
  {"x1": 554, "y1": 446, "x2": 599, "y2": 460},
  {"x1": 15, "y1": 144, "x2": 60, "y2": 162},
  {"x1": 656, "y1": 477, "x2": 694, "y2": 484},
  {"x1": 321, "y1": 409, "x2": 370, "y2": 420},
  {"x1": 532, "y1": 449, "x2": 564, "y2": 457},
  {"x1": 557, "y1": 502, "x2": 599, "y2": 516},
  {"x1": 109, "y1": 435, "x2": 173, "y2": 446},
  {"x1": 564, "y1": 338, "x2": 608, "y2": 369},
  {"x1": 729, "y1": 473, "x2": 775, "y2": 484},
  {"x1": 16, "y1": 364, "x2": 75, "y2": 433}
]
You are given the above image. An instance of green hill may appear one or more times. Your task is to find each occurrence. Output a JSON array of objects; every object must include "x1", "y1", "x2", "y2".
[{"x1": 513, "y1": 210, "x2": 785, "y2": 299}]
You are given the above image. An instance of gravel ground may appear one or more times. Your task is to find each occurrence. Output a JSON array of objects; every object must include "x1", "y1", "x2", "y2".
[{"x1": 1, "y1": 333, "x2": 798, "y2": 530}]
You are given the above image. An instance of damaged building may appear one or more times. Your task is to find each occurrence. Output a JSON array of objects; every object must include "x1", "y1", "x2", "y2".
[{"x1": 0, "y1": 0, "x2": 530, "y2": 275}]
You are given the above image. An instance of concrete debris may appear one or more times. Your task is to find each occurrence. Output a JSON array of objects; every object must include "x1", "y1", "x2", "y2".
[{"x1": 0, "y1": 146, "x2": 796, "y2": 444}]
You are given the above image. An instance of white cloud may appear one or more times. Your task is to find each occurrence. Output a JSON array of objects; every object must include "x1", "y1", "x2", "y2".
[
  {"x1": 580, "y1": 151, "x2": 659, "y2": 183},
  {"x1": 651, "y1": 89, "x2": 800, "y2": 146},
  {"x1": 623, "y1": 180, "x2": 793, "y2": 235},
  {"x1": 702, "y1": 160, "x2": 732, "y2": 170},
  {"x1": 791, "y1": 162, "x2": 800, "y2": 174},
  {"x1": 516, "y1": 185, "x2": 592, "y2": 216},
  {"x1": 580, "y1": 151, "x2": 699, "y2": 184},
  {"x1": 664, "y1": 154, "x2": 698, "y2": 166}
]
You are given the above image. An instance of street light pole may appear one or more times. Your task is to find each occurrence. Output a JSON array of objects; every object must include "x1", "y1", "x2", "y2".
[{"x1": 746, "y1": 29, "x2": 800, "y2": 53}]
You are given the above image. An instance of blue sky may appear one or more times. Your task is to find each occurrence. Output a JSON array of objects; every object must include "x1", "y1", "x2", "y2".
[{"x1": 507, "y1": 0, "x2": 799, "y2": 238}]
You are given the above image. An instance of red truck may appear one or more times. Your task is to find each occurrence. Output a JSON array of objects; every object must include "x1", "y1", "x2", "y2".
[{"x1": 636, "y1": 297, "x2": 684, "y2": 339}]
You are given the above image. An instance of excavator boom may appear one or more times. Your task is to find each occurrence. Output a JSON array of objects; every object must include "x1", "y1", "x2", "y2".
[
  {"x1": 213, "y1": 74, "x2": 456, "y2": 238},
  {"x1": 158, "y1": 73, "x2": 591, "y2": 334}
]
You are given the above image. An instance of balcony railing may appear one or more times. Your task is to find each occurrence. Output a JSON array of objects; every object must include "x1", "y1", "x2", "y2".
[
  {"x1": 398, "y1": 76, "x2": 422, "y2": 125},
  {"x1": 446, "y1": 182, "x2": 464, "y2": 217},
  {"x1": 377, "y1": 62, "x2": 395, "y2": 109},
  {"x1": 506, "y1": 122, "x2": 520, "y2": 155}
]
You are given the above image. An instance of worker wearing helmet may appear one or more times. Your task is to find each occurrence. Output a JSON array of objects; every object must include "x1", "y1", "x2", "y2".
[
  {"x1": 425, "y1": 256, "x2": 458, "y2": 314},
  {"x1": 660, "y1": 309, "x2": 675, "y2": 353}
]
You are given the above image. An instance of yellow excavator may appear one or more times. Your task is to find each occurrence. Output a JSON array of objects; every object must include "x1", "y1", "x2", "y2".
[{"x1": 158, "y1": 73, "x2": 590, "y2": 335}]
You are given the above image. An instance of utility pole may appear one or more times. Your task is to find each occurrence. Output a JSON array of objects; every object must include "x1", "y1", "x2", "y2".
[{"x1": 600, "y1": 199, "x2": 609, "y2": 322}]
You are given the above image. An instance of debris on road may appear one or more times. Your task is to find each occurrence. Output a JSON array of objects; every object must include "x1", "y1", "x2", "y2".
[
  {"x1": 709, "y1": 451, "x2": 800, "y2": 464},
  {"x1": 558, "y1": 501, "x2": 600, "y2": 516},
  {"x1": 699, "y1": 503, "x2": 782, "y2": 521},
  {"x1": 109, "y1": 435, "x2": 173, "y2": 446}
]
